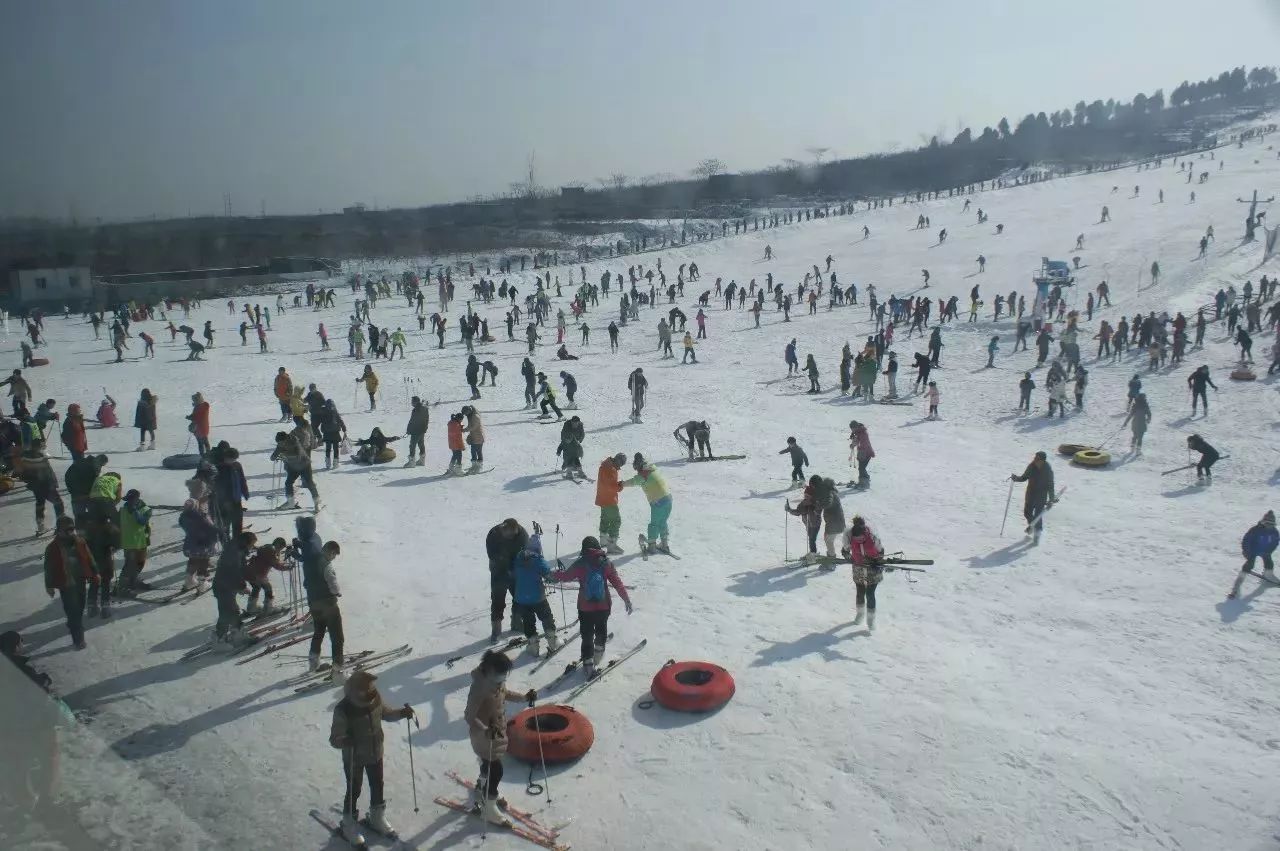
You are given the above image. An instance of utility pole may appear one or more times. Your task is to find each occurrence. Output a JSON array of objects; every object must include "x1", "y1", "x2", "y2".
[{"x1": 1236, "y1": 189, "x2": 1275, "y2": 242}]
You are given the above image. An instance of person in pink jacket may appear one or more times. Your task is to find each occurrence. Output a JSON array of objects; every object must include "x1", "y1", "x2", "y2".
[
  {"x1": 848, "y1": 420, "x2": 875, "y2": 489},
  {"x1": 550, "y1": 536, "x2": 633, "y2": 677},
  {"x1": 844, "y1": 515, "x2": 884, "y2": 631}
]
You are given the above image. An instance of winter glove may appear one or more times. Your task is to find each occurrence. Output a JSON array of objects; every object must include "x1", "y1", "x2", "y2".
[
  {"x1": 625, "y1": 601, "x2": 634, "y2": 615},
  {"x1": 401, "y1": 704, "x2": 415, "y2": 718},
  {"x1": 524, "y1": 689, "x2": 538, "y2": 704},
  {"x1": 331, "y1": 735, "x2": 351, "y2": 749}
]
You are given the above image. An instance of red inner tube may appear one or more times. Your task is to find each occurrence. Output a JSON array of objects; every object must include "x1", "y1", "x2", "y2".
[
  {"x1": 506, "y1": 704, "x2": 594, "y2": 764},
  {"x1": 651, "y1": 661, "x2": 735, "y2": 713}
]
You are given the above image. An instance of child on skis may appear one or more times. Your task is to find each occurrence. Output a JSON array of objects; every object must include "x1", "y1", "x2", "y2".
[
  {"x1": 446, "y1": 413, "x2": 465, "y2": 474},
  {"x1": 118, "y1": 488, "x2": 152, "y2": 593},
  {"x1": 245, "y1": 537, "x2": 290, "y2": 614},
  {"x1": 785, "y1": 484, "x2": 822, "y2": 564},
  {"x1": 925, "y1": 381, "x2": 940, "y2": 419},
  {"x1": 510, "y1": 534, "x2": 560, "y2": 656},
  {"x1": 329, "y1": 669, "x2": 415, "y2": 845},
  {"x1": 550, "y1": 537, "x2": 633, "y2": 677},
  {"x1": 464, "y1": 650, "x2": 537, "y2": 826}
]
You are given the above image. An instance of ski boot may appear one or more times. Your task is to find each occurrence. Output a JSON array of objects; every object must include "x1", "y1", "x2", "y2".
[
  {"x1": 245, "y1": 598, "x2": 262, "y2": 615},
  {"x1": 147, "y1": 439, "x2": 155, "y2": 450},
  {"x1": 468, "y1": 461, "x2": 483, "y2": 474},
  {"x1": 479, "y1": 798, "x2": 511, "y2": 827},
  {"x1": 35, "y1": 518, "x2": 46, "y2": 537},
  {"x1": 526, "y1": 634, "x2": 541, "y2": 657},
  {"x1": 544, "y1": 629, "x2": 560, "y2": 653},
  {"x1": 277, "y1": 497, "x2": 299, "y2": 510},
  {"x1": 308, "y1": 653, "x2": 321, "y2": 673},
  {"x1": 100, "y1": 601, "x2": 112, "y2": 619},
  {"x1": 403, "y1": 457, "x2": 417, "y2": 468},
  {"x1": 866, "y1": 609, "x2": 877, "y2": 632},
  {"x1": 312, "y1": 499, "x2": 323, "y2": 513},
  {"x1": 604, "y1": 534, "x2": 623, "y2": 555},
  {"x1": 490, "y1": 619, "x2": 502, "y2": 642},
  {"x1": 655, "y1": 536, "x2": 670, "y2": 554},
  {"x1": 853, "y1": 604, "x2": 866, "y2": 626},
  {"x1": 181, "y1": 575, "x2": 197, "y2": 592},
  {"x1": 363, "y1": 804, "x2": 397, "y2": 838},
  {"x1": 136, "y1": 442, "x2": 146, "y2": 452},
  {"x1": 87, "y1": 600, "x2": 100, "y2": 618},
  {"x1": 340, "y1": 813, "x2": 367, "y2": 846},
  {"x1": 196, "y1": 577, "x2": 209, "y2": 594}
]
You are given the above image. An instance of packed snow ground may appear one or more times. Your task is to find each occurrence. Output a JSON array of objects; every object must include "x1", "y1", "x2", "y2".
[{"x1": 3, "y1": 132, "x2": 1280, "y2": 851}]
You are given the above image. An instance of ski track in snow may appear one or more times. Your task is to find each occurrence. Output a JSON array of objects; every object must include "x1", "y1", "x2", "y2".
[{"x1": 3, "y1": 129, "x2": 1280, "y2": 850}]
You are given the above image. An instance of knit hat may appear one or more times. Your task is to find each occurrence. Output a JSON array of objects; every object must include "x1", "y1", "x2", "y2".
[
  {"x1": 611, "y1": 453, "x2": 626, "y2": 467},
  {"x1": 581, "y1": 535, "x2": 601, "y2": 551},
  {"x1": 1264, "y1": 510, "x2": 1276, "y2": 526}
]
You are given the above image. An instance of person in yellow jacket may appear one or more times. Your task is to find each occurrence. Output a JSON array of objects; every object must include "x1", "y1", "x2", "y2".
[
  {"x1": 621, "y1": 452, "x2": 673, "y2": 554},
  {"x1": 288, "y1": 385, "x2": 307, "y2": 418},
  {"x1": 356, "y1": 365, "x2": 379, "y2": 411}
]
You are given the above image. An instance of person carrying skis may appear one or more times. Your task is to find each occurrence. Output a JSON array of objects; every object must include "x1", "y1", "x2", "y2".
[
  {"x1": 463, "y1": 650, "x2": 537, "y2": 826},
  {"x1": 330, "y1": 670, "x2": 416, "y2": 845},
  {"x1": 485, "y1": 519, "x2": 528, "y2": 639},
  {"x1": 780, "y1": 436, "x2": 809, "y2": 484},
  {"x1": 845, "y1": 514, "x2": 884, "y2": 630},
  {"x1": 549, "y1": 536, "x2": 633, "y2": 677},
  {"x1": 1229, "y1": 511, "x2": 1278, "y2": 598},
  {"x1": 404, "y1": 396, "x2": 429, "y2": 467},
  {"x1": 627, "y1": 368, "x2": 647, "y2": 423},
  {"x1": 595, "y1": 454, "x2": 627, "y2": 554},
  {"x1": 1010, "y1": 451, "x2": 1056, "y2": 544},
  {"x1": 622, "y1": 453, "x2": 673, "y2": 553},
  {"x1": 1186, "y1": 434, "x2": 1220, "y2": 481},
  {"x1": 849, "y1": 420, "x2": 874, "y2": 488},
  {"x1": 1187, "y1": 365, "x2": 1216, "y2": 416},
  {"x1": 510, "y1": 533, "x2": 560, "y2": 656}
]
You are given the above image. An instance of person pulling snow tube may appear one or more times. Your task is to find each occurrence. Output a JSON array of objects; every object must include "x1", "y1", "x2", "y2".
[
  {"x1": 1230, "y1": 367, "x2": 1256, "y2": 381},
  {"x1": 162, "y1": 453, "x2": 204, "y2": 470},
  {"x1": 505, "y1": 704, "x2": 594, "y2": 764},
  {"x1": 1057, "y1": 443, "x2": 1089, "y2": 457},
  {"x1": 649, "y1": 660, "x2": 735, "y2": 713},
  {"x1": 1072, "y1": 449, "x2": 1111, "y2": 468}
]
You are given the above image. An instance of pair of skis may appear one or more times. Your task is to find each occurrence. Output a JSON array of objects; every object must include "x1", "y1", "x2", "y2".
[
  {"x1": 309, "y1": 808, "x2": 415, "y2": 850},
  {"x1": 439, "y1": 771, "x2": 571, "y2": 848},
  {"x1": 638, "y1": 534, "x2": 679, "y2": 561},
  {"x1": 445, "y1": 619, "x2": 580, "y2": 669},
  {"x1": 293, "y1": 644, "x2": 413, "y2": 694},
  {"x1": 179, "y1": 609, "x2": 302, "y2": 662}
]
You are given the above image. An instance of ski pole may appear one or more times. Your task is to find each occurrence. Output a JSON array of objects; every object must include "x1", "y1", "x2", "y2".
[
  {"x1": 999, "y1": 479, "x2": 1014, "y2": 537},
  {"x1": 405, "y1": 710, "x2": 420, "y2": 813},
  {"x1": 530, "y1": 694, "x2": 552, "y2": 805},
  {"x1": 554, "y1": 523, "x2": 567, "y2": 627},
  {"x1": 783, "y1": 500, "x2": 789, "y2": 561}
]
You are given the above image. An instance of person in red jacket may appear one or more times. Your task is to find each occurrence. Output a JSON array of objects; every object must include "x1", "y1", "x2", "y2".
[
  {"x1": 187, "y1": 392, "x2": 211, "y2": 456},
  {"x1": 844, "y1": 515, "x2": 884, "y2": 631},
  {"x1": 61, "y1": 403, "x2": 89, "y2": 461},
  {"x1": 549, "y1": 536, "x2": 632, "y2": 677},
  {"x1": 43, "y1": 516, "x2": 98, "y2": 649},
  {"x1": 245, "y1": 537, "x2": 291, "y2": 614}
]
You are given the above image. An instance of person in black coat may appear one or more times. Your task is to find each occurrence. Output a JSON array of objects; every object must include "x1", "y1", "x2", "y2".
[
  {"x1": 485, "y1": 518, "x2": 529, "y2": 639},
  {"x1": 1186, "y1": 434, "x2": 1220, "y2": 480},
  {"x1": 213, "y1": 531, "x2": 255, "y2": 643},
  {"x1": 1011, "y1": 451, "x2": 1056, "y2": 541},
  {"x1": 210, "y1": 442, "x2": 250, "y2": 540}
]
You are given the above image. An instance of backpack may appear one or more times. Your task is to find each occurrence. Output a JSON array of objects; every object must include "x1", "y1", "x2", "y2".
[{"x1": 584, "y1": 558, "x2": 607, "y2": 602}]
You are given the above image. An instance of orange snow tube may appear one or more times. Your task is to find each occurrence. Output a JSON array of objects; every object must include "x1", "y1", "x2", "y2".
[
  {"x1": 506, "y1": 704, "x2": 594, "y2": 764},
  {"x1": 651, "y1": 660, "x2": 735, "y2": 713}
]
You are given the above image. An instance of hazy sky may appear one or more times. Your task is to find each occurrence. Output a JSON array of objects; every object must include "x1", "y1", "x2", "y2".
[{"x1": 2, "y1": 0, "x2": 1279, "y2": 221}]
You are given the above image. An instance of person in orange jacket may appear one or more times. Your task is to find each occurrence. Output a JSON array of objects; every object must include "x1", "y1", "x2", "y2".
[
  {"x1": 446, "y1": 413, "x2": 466, "y2": 475},
  {"x1": 43, "y1": 515, "x2": 98, "y2": 649},
  {"x1": 273, "y1": 367, "x2": 293, "y2": 421},
  {"x1": 61, "y1": 403, "x2": 89, "y2": 461},
  {"x1": 187, "y1": 392, "x2": 211, "y2": 456},
  {"x1": 594, "y1": 453, "x2": 626, "y2": 554}
]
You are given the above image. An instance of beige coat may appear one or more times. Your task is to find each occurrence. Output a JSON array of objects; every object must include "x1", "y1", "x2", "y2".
[
  {"x1": 329, "y1": 686, "x2": 410, "y2": 766},
  {"x1": 464, "y1": 667, "x2": 524, "y2": 759},
  {"x1": 464, "y1": 410, "x2": 485, "y2": 446}
]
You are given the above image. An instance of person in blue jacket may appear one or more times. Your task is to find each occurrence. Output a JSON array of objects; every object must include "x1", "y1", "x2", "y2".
[
  {"x1": 1229, "y1": 510, "x2": 1278, "y2": 598},
  {"x1": 510, "y1": 534, "x2": 560, "y2": 657}
]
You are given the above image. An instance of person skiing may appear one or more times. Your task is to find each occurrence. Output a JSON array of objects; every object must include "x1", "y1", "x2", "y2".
[
  {"x1": 295, "y1": 516, "x2": 344, "y2": 673},
  {"x1": 595, "y1": 453, "x2": 627, "y2": 554},
  {"x1": 1010, "y1": 451, "x2": 1056, "y2": 544},
  {"x1": 404, "y1": 396, "x2": 430, "y2": 467},
  {"x1": 1187, "y1": 365, "x2": 1217, "y2": 416},
  {"x1": 43, "y1": 515, "x2": 98, "y2": 649},
  {"x1": 1018, "y1": 372, "x2": 1035, "y2": 412},
  {"x1": 622, "y1": 454, "x2": 673, "y2": 553},
  {"x1": 534, "y1": 373, "x2": 563, "y2": 420},
  {"x1": 549, "y1": 536, "x2": 633, "y2": 677},
  {"x1": 784, "y1": 339, "x2": 799, "y2": 376},
  {"x1": 842, "y1": 514, "x2": 885, "y2": 629},
  {"x1": 316, "y1": 400, "x2": 348, "y2": 470},
  {"x1": 986, "y1": 336, "x2": 999, "y2": 368},
  {"x1": 18, "y1": 439, "x2": 65, "y2": 536},
  {"x1": 117, "y1": 488, "x2": 152, "y2": 593},
  {"x1": 461, "y1": 406, "x2": 485, "y2": 471},
  {"x1": 209, "y1": 442, "x2": 249, "y2": 541},
  {"x1": 849, "y1": 420, "x2": 874, "y2": 489},
  {"x1": 784, "y1": 482, "x2": 823, "y2": 563},
  {"x1": 1229, "y1": 511, "x2": 1278, "y2": 598},
  {"x1": 463, "y1": 650, "x2": 537, "y2": 826},
  {"x1": 244, "y1": 536, "x2": 289, "y2": 614},
  {"x1": 485, "y1": 518, "x2": 528, "y2": 639},
  {"x1": 627, "y1": 368, "x2": 647, "y2": 423},
  {"x1": 1122, "y1": 392, "x2": 1152, "y2": 452},
  {"x1": 925, "y1": 381, "x2": 940, "y2": 419},
  {"x1": 329, "y1": 670, "x2": 415, "y2": 845},
  {"x1": 466, "y1": 355, "x2": 482, "y2": 399},
  {"x1": 510, "y1": 533, "x2": 560, "y2": 657},
  {"x1": 212, "y1": 530, "x2": 255, "y2": 646},
  {"x1": 559, "y1": 371, "x2": 577, "y2": 408},
  {"x1": 1186, "y1": 434, "x2": 1220, "y2": 481}
]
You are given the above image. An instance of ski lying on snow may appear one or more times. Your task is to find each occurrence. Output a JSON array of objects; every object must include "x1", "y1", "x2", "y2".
[
  {"x1": 132, "y1": 586, "x2": 195, "y2": 605},
  {"x1": 433, "y1": 798, "x2": 570, "y2": 851},
  {"x1": 445, "y1": 771, "x2": 570, "y2": 841},
  {"x1": 540, "y1": 633, "x2": 613, "y2": 688},
  {"x1": 528, "y1": 623, "x2": 589, "y2": 673},
  {"x1": 293, "y1": 645, "x2": 412, "y2": 693},
  {"x1": 311, "y1": 808, "x2": 368, "y2": 850},
  {"x1": 688, "y1": 453, "x2": 747, "y2": 462},
  {"x1": 565, "y1": 638, "x2": 647, "y2": 702},
  {"x1": 235, "y1": 631, "x2": 312, "y2": 664},
  {"x1": 448, "y1": 620, "x2": 580, "y2": 669}
]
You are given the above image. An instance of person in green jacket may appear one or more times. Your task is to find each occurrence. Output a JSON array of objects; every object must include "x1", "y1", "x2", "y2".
[
  {"x1": 388, "y1": 328, "x2": 406, "y2": 360},
  {"x1": 622, "y1": 453, "x2": 673, "y2": 554},
  {"x1": 118, "y1": 488, "x2": 153, "y2": 593},
  {"x1": 855, "y1": 355, "x2": 878, "y2": 399}
]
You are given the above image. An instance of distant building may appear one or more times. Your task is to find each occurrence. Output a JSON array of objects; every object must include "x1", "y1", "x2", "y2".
[
  {"x1": 342, "y1": 203, "x2": 368, "y2": 215},
  {"x1": 6, "y1": 264, "x2": 92, "y2": 305},
  {"x1": 96, "y1": 257, "x2": 336, "y2": 304}
]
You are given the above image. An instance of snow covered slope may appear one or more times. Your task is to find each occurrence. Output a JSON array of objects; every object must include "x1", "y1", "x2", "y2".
[{"x1": 2, "y1": 130, "x2": 1279, "y2": 851}]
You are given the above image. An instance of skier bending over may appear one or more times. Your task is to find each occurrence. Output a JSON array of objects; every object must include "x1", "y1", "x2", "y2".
[
  {"x1": 1010, "y1": 451, "x2": 1056, "y2": 544},
  {"x1": 1186, "y1": 434, "x2": 1220, "y2": 481},
  {"x1": 1228, "y1": 510, "x2": 1278, "y2": 598},
  {"x1": 674, "y1": 420, "x2": 713, "y2": 460},
  {"x1": 621, "y1": 454, "x2": 672, "y2": 554}
]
